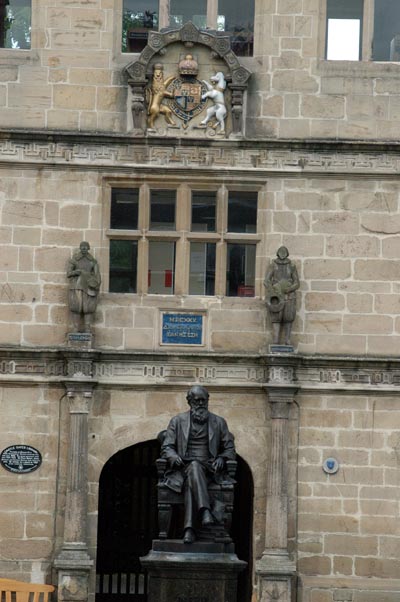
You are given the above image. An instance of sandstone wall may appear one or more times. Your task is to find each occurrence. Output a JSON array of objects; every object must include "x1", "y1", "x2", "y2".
[
  {"x1": 0, "y1": 0, "x2": 399, "y2": 140},
  {"x1": 1, "y1": 163, "x2": 400, "y2": 356},
  {"x1": 0, "y1": 383, "x2": 63, "y2": 583},
  {"x1": 297, "y1": 392, "x2": 400, "y2": 602}
]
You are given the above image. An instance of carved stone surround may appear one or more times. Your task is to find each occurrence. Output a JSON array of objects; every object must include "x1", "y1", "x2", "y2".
[
  {"x1": 1, "y1": 348, "x2": 400, "y2": 393},
  {"x1": 1, "y1": 132, "x2": 400, "y2": 176},
  {"x1": 124, "y1": 22, "x2": 252, "y2": 137}
]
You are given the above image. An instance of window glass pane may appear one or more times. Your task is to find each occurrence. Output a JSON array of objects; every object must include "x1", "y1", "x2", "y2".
[
  {"x1": 226, "y1": 243, "x2": 256, "y2": 297},
  {"x1": 122, "y1": 0, "x2": 158, "y2": 53},
  {"x1": 150, "y1": 190, "x2": 176, "y2": 230},
  {"x1": 326, "y1": 19, "x2": 360, "y2": 60},
  {"x1": 218, "y1": 0, "x2": 254, "y2": 57},
  {"x1": 111, "y1": 188, "x2": 139, "y2": 230},
  {"x1": 148, "y1": 241, "x2": 175, "y2": 294},
  {"x1": 373, "y1": 0, "x2": 400, "y2": 61},
  {"x1": 189, "y1": 242, "x2": 216, "y2": 295},
  {"x1": 109, "y1": 240, "x2": 137, "y2": 293},
  {"x1": 169, "y1": 0, "x2": 206, "y2": 28},
  {"x1": 0, "y1": 0, "x2": 31, "y2": 49},
  {"x1": 326, "y1": 0, "x2": 362, "y2": 60},
  {"x1": 228, "y1": 191, "x2": 257, "y2": 233},
  {"x1": 191, "y1": 192, "x2": 216, "y2": 232}
]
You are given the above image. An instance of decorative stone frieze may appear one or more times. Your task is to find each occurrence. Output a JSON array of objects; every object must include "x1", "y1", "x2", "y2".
[
  {"x1": 2, "y1": 134, "x2": 400, "y2": 176},
  {"x1": 1, "y1": 349, "x2": 400, "y2": 393}
]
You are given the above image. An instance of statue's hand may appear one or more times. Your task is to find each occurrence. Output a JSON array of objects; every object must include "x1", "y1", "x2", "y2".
[
  {"x1": 212, "y1": 457, "x2": 225, "y2": 472},
  {"x1": 173, "y1": 455, "x2": 184, "y2": 468}
]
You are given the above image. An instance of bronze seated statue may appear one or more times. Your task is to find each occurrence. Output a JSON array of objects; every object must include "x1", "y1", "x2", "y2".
[{"x1": 155, "y1": 385, "x2": 237, "y2": 544}]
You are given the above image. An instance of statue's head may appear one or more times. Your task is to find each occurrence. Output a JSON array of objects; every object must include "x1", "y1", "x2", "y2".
[
  {"x1": 80, "y1": 241, "x2": 90, "y2": 256},
  {"x1": 186, "y1": 385, "x2": 209, "y2": 424},
  {"x1": 153, "y1": 63, "x2": 164, "y2": 75},
  {"x1": 276, "y1": 246, "x2": 289, "y2": 260}
]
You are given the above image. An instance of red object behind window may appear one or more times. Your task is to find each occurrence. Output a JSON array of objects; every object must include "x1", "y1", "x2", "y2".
[
  {"x1": 165, "y1": 270, "x2": 172, "y2": 288},
  {"x1": 237, "y1": 285, "x2": 255, "y2": 297}
]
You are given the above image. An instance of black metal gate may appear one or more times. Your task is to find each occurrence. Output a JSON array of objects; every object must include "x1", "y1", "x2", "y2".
[
  {"x1": 95, "y1": 440, "x2": 253, "y2": 602},
  {"x1": 96, "y1": 440, "x2": 159, "y2": 602}
]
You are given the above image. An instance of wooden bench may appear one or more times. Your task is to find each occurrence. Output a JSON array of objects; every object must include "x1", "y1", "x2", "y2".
[{"x1": 0, "y1": 578, "x2": 55, "y2": 602}]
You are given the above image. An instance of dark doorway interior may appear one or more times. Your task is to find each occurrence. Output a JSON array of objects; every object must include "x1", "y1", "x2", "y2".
[{"x1": 96, "y1": 440, "x2": 253, "y2": 602}]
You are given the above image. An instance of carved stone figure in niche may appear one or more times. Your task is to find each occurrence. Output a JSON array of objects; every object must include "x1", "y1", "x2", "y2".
[
  {"x1": 200, "y1": 72, "x2": 227, "y2": 133},
  {"x1": 147, "y1": 63, "x2": 176, "y2": 129},
  {"x1": 160, "y1": 385, "x2": 236, "y2": 544},
  {"x1": 264, "y1": 246, "x2": 299, "y2": 346},
  {"x1": 67, "y1": 241, "x2": 101, "y2": 333}
]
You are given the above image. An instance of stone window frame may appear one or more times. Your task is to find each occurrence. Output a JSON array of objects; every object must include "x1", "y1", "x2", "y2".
[
  {"x1": 102, "y1": 177, "x2": 262, "y2": 298},
  {"x1": 0, "y1": 0, "x2": 40, "y2": 63},
  {"x1": 320, "y1": 0, "x2": 374, "y2": 62},
  {"x1": 318, "y1": 0, "x2": 400, "y2": 77}
]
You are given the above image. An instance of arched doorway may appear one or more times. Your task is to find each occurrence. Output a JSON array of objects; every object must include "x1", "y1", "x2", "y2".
[{"x1": 96, "y1": 440, "x2": 254, "y2": 602}]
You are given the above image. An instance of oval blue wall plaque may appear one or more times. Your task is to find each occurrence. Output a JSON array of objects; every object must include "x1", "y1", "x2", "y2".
[{"x1": 0, "y1": 445, "x2": 42, "y2": 474}]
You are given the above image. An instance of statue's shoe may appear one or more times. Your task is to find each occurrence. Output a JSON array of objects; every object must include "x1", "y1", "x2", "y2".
[
  {"x1": 201, "y1": 509, "x2": 214, "y2": 526},
  {"x1": 183, "y1": 528, "x2": 196, "y2": 544}
]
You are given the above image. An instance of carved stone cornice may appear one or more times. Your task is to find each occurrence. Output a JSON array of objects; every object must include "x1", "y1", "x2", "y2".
[{"x1": 0, "y1": 348, "x2": 400, "y2": 394}]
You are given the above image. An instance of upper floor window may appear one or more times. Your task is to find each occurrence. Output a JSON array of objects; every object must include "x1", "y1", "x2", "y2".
[
  {"x1": 0, "y1": 0, "x2": 31, "y2": 49},
  {"x1": 326, "y1": 0, "x2": 400, "y2": 62},
  {"x1": 122, "y1": 0, "x2": 254, "y2": 56},
  {"x1": 107, "y1": 184, "x2": 259, "y2": 297},
  {"x1": 325, "y1": 0, "x2": 363, "y2": 61},
  {"x1": 373, "y1": 0, "x2": 400, "y2": 61}
]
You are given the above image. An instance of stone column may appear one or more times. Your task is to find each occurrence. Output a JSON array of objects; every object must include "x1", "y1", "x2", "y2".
[
  {"x1": 256, "y1": 368, "x2": 298, "y2": 602},
  {"x1": 54, "y1": 380, "x2": 96, "y2": 602}
]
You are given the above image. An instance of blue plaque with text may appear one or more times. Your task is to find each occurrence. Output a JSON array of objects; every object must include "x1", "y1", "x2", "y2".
[{"x1": 162, "y1": 313, "x2": 203, "y2": 345}]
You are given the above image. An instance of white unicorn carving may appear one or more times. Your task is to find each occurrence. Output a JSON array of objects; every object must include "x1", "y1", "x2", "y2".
[{"x1": 200, "y1": 72, "x2": 227, "y2": 133}]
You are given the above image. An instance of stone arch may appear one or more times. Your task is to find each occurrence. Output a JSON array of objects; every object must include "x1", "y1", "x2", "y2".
[{"x1": 95, "y1": 439, "x2": 254, "y2": 602}]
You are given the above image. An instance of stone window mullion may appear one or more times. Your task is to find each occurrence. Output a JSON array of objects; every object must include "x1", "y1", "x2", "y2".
[{"x1": 208, "y1": 0, "x2": 218, "y2": 29}]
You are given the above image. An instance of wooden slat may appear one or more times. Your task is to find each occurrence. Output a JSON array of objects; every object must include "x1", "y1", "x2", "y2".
[{"x1": 0, "y1": 578, "x2": 54, "y2": 602}]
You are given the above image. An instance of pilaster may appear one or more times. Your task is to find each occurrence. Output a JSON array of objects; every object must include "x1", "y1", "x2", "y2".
[
  {"x1": 54, "y1": 378, "x2": 97, "y2": 602},
  {"x1": 256, "y1": 366, "x2": 298, "y2": 602}
]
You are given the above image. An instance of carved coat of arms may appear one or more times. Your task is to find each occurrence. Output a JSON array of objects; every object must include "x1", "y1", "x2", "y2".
[
  {"x1": 147, "y1": 54, "x2": 215, "y2": 130},
  {"x1": 166, "y1": 75, "x2": 207, "y2": 125}
]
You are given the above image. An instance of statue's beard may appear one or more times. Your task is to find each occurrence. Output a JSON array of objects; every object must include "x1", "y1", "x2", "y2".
[{"x1": 191, "y1": 407, "x2": 209, "y2": 424}]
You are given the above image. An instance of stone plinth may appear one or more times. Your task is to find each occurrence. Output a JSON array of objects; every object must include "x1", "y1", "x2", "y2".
[
  {"x1": 141, "y1": 540, "x2": 246, "y2": 602},
  {"x1": 256, "y1": 553, "x2": 296, "y2": 602}
]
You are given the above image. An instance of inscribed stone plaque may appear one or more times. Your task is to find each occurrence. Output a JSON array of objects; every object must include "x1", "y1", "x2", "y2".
[
  {"x1": 161, "y1": 313, "x2": 203, "y2": 345},
  {"x1": 0, "y1": 445, "x2": 42, "y2": 474}
]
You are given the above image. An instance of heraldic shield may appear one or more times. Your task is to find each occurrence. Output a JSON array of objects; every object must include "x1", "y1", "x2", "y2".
[{"x1": 166, "y1": 76, "x2": 208, "y2": 126}]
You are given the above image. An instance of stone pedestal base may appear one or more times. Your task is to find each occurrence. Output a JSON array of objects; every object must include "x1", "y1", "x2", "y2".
[
  {"x1": 141, "y1": 540, "x2": 246, "y2": 602},
  {"x1": 256, "y1": 553, "x2": 296, "y2": 602},
  {"x1": 54, "y1": 546, "x2": 93, "y2": 602}
]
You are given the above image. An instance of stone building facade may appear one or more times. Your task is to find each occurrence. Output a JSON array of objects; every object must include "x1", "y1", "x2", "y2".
[{"x1": 0, "y1": 1, "x2": 400, "y2": 602}]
